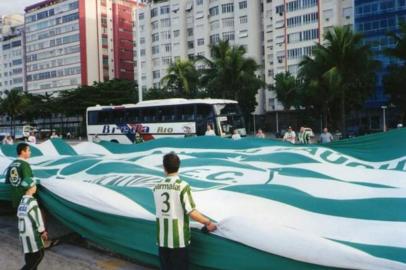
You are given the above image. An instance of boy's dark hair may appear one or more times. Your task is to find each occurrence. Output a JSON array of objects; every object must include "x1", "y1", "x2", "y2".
[
  {"x1": 163, "y1": 152, "x2": 180, "y2": 174},
  {"x1": 17, "y1": 143, "x2": 30, "y2": 156}
]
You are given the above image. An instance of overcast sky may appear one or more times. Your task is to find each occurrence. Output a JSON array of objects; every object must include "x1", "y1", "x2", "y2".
[{"x1": 0, "y1": 0, "x2": 35, "y2": 15}]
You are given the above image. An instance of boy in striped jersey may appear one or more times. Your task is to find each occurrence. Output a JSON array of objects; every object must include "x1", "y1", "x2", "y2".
[
  {"x1": 153, "y1": 152, "x2": 217, "y2": 270},
  {"x1": 17, "y1": 178, "x2": 48, "y2": 270}
]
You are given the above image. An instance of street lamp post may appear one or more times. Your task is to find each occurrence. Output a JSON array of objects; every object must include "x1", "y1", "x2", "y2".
[{"x1": 381, "y1": 106, "x2": 387, "y2": 132}]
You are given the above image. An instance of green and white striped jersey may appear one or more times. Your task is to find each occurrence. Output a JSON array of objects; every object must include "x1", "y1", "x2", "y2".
[
  {"x1": 153, "y1": 176, "x2": 196, "y2": 248},
  {"x1": 17, "y1": 195, "x2": 45, "y2": 254}
]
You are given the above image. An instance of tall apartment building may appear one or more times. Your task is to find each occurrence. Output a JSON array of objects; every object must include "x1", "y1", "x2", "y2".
[
  {"x1": 263, "y1": 0, "x2": 354, "y2": 112},
  {"x1": 133, "y1": 0, "x2": 264, "y2": 110},
  {"x1": 24, "y1": 0, "x2": 137, "y2": 94},
  {"x1": 354, "y1": 0, "x2": 406, "y2": 108},
  {"x1": 0, "y1": 15, "x2": 25, "y2": 93}
]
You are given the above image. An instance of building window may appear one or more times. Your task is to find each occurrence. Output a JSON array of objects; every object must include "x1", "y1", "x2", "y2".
[
  {"x1": 210, "y1": 34, "x2": 220, "y2": 44},
  {"x1": 343, "y1": 7, "x2": 352, "y2": 19},
  {"x1": 162, "y1": 56, "x2": 172, "y2": 65},
  {"x1": 302, "y1": 29, "x2": 319, "y2": 41},
  {"x1": 302, "y1": 0, "x2": 317, "y2": 9},
  {"x1": 197, "y1": 38, "x2": 204, "y2": 46},
  {"x1": 188, "y1": 41, "x2": 194, "y2": 49},
  {"x1": 152, "y1": 33, "x2": 159, "y2": 42},
  {"x1": 287, "y1": 16, "x2": 302, "y2": 28},
  {"x1": 161, "y1": 31, "x2": 171, "y2": 40},
  {"x1": 286, "y1": 0, "x2": 301, "y2": 12},
  {"x1": 153, "y1": 70, "x2": 160, "y2": 79},
  {"x1": 222, "y1": 31, "x2": 235, "y2": 41},
  {"x1": 287, "y1": 48, "x2": 303, "y2": 59},
  {"x1": 160, "y1": 5, "x2": 170, "y2": 15},
  {"x1": 240, "y1": 16, "x2": 248, "y2": 24},
  {"x1": 210, "y1": 20, "x2": 220, "y2": 30},
  {"x1": 174, "y1": 30, "x2": 180, "y2": 37},
  {"x1": 239, "y1": 1, "x2": 247, "y2": 9},
  {"x1": 303, "y1": 12, "x2": 318, "y2": 24},
  {"x1": 209, "y1": 6, "x2": 219, "y2": 16},
  {"x1": 152, "y1": 45, "x2": 159, "y2": 55},
  {"x1": 323, "y1": 9, "x2": 333, "y2": 22},
  {"x1": 163, "y1": 43, "x2": 172, "y2": 52},
  {"x1": 187, "y1": 28, "x2": 194, "y2": 36},
  {"x1": 152, "y1": 21, "x2": 159, "y2": 30},
  {"x1": 222, "y1": 17, "x2": 234, "y2": 28},
  {"x1": 151, "y1": 8, "x2": 158, "y2": 17},
  {"x1": 161, "y1": 18, "x2": 171, "y2": 27},
  {"x1": 196, "y1": 0, "x2": 203, "y2": 5},
  {"x1": 139, "y1": 13, "x2": 144, "y2": 20},
  {"x1": 222, "y1": 3, "x2": 234, "y2": 13}
]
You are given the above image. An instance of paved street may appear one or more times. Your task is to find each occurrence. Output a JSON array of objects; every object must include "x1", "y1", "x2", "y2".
[{"x1": 0, "y1": 214, "x2": 154, "y2": 270}]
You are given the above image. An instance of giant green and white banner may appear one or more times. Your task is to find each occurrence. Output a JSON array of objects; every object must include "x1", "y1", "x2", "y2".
[{"x1": 1, "y1": 129, "x2": 405, "y2": 270}]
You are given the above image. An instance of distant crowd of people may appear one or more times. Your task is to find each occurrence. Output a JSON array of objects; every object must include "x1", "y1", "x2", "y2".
[
  {"x1": 1, "y1": 131, "x2": 72, "y2": 145},
  {"x1": 283, "y1": 126, "x2": 334, "y2": 144}
]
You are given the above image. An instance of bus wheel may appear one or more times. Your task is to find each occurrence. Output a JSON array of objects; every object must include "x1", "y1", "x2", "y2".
[{"x1": 110, "y1": 140, "x2": 119, "y2": 143}]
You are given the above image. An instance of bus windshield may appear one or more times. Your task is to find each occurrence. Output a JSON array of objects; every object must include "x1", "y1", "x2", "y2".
[{"x1": 214, "y1": 104, "x2": 245, "y2": 136}]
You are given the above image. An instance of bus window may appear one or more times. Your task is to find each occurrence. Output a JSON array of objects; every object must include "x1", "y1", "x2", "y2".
[
  {"x1": 98, "y1": 110, "x2": 112, "y2": 124},
  {"x1": 176, "y1": 105, "x2": 195, "y2": 121},
  {"x1": 141, "y1": 107, "x2": 157, "y2": 122},
  {"x1": 158, "y1": 106, "x2": 176, "y2": 122},
  {"x1": 127, "y1": 108, "x2": 140, "y2": 123},
  {"x1": 196, "y1": 104, "x2": 214, "y2": 121},
  {"x1": 88, "y1": 111, "x2": 98, "y2": 125},
  {"x1": 112, "y1": 110, "x2": 126, "y2": 124}
]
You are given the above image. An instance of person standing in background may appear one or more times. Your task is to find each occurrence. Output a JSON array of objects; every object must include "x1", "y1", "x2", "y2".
[
  {"x1": 283, "y1": 126, "x2": 296, "y2": 144},
  {"x1": 319, "y1": 128, "x2": 334, "y2": 144}
]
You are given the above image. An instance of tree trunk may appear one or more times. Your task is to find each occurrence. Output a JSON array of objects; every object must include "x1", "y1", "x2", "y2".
[{"x1": 340, "y1": 91, "x2": 346, "y2": 137}]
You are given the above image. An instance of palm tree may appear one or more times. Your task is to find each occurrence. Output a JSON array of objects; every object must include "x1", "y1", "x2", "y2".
[
  {"x1": 384, "y1": 23, "x2": 406, "y2": 124},
  {"x1": 299, "y1": 53, "x2": 337, "y2": 128},
  {"x1": 197, "y1": 40, "x2": 264, "y2": 116},
  {"x1": 0, "y1": 89, "x2": 30, "y2": 136},
  {"x1": 160, "y1": 59, "x2": 199, "y2": 98},
  {"x1": 272, "y1": 72, "x2": 301, "y2": 110},
  {"x1": 384, "y1": 23, "x2": 406, "y2": 61},
  {"x1": 299, "y1": 26, "x2": 377, "y2": 135}
]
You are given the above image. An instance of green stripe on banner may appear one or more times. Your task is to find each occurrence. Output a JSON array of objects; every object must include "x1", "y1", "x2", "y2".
[
  {"x1": 224, "y1": 185, "x2": 406, "y2": 221},
  {"x1": 325, "y1": 128, "x2": 406, "y2": 162},
  {"x1": 38, "y1": 186, "x2": 343, "y2": 270},
  {"x1": 50, "y1": 139, "x2": 77, "y2": 156},
  {"x1": 59, "y1": 159, "x2": 101, "y2": 176},
  {"x1": 47, "y1": 156, "x2": 96, "y2": 166},
  {"x1": 274, "y1": 167, "x2": 395, "y2": 188},
  {"x1": 331, "y1": 239, "x2": 406, "y2": 264},
  {"x1": 1, "y1": 144, "x2": 43, "y2": 158},
  {"x1": 0, "y1": 183, "x2": 11, "y2": 201}
]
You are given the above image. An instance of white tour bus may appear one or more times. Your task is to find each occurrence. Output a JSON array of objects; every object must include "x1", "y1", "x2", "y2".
[{"x1": 86, "y1": 98, "x2": 246, "y2": 143}]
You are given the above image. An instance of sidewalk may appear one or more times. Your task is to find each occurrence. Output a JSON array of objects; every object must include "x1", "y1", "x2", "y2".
[{"x1": 0, "y1": 214, "x2": 154, "y2": 270}]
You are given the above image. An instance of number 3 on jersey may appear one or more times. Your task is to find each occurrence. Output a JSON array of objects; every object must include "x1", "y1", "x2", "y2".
[{"x1": 161, "y1": 192, "x2": 170, "y2": 213}]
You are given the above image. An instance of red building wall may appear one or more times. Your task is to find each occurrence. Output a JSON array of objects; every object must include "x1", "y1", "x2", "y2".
[{"x1": 112, "y1": 1, "x2": 135, "y2": 81}]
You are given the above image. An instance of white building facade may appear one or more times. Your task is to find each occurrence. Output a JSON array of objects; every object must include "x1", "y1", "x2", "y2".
[
  {"x1": 24, "y1": 0, "x2": 137, "y2": 95},
  {"x1": 264, "y1": 0, "x2": 354, "y2": 112},
  {"x1": 0, "y1": 15, "x2": 25, "y2": 93},
  {"x1": 134, "y1": 0, "x2": 265, "y2": 111}
]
